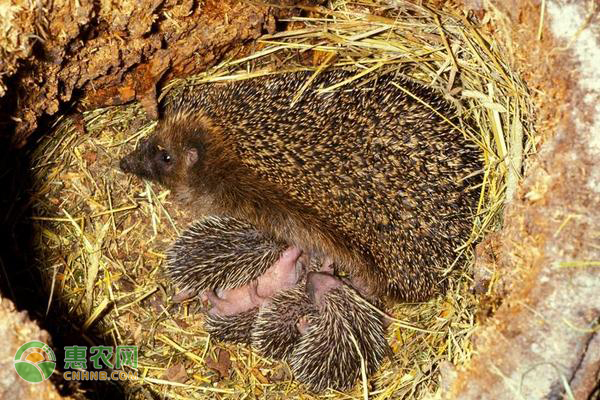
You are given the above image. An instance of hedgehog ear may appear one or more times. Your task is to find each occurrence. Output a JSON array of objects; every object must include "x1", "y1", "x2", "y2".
[{"x1": 186, "y1": 148, "x2": 198, "y2": 166}]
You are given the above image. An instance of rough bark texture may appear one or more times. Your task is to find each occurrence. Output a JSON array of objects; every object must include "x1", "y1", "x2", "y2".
[
  {"x1": 446, "y1": 1, "x2": 600, "y2": 398},
  {"x1": 0, "y1": 297, "x2": 72, "y2": 399},
  {"x1": 0, "y1": 0, "x2": 303, "y2": 146}
]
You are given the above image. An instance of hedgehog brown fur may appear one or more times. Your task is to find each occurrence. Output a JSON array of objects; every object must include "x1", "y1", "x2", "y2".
[{"x1": 120, "y1": 69, "x2": 482, "y2": 302}]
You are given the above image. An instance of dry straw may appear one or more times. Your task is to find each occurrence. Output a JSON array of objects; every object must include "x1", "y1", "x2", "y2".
[{"x1": 29, "y1": 1, "x2": 535, "y2": 399}]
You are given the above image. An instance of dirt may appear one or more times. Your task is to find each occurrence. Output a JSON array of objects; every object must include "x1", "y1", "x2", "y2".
[
  {"x1": 445, "y1": 1, "x2": 600, "y2": 398},
  {"x1": 0, "y1": 297, "x2": 74, "y2": 400}
]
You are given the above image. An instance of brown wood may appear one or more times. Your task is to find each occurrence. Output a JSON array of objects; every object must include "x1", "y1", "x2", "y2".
[{"x1": 0, "y1": 0, "x2": 304, "y2": 146}]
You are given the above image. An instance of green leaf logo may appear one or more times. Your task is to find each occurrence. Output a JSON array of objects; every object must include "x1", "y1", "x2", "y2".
[{"x1": 13, "y1": 341, "x2": 56, "y2": 383}]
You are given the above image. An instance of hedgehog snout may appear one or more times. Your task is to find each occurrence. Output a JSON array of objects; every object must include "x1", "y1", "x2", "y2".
[
  {"x1": 119, "y1": 149, "x2": 145, "y2": 175},
  {"x1": 119, "y1": 154, "x2": 134, "y2": 173},
  {"x1": 119, "y1": 148, "x2": 156, "y2": 181}
]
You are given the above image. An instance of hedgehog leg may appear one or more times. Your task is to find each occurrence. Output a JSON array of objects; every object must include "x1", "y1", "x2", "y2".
[
  {"x1": 171, "y1": 287, "x2": 202, "y2": 303},
  {"x1": 255, "y1": 247, "x2": 302, "y2": 298},
  {"x1": 205, "y1": 285, "x2": 258, "y2": 316}
]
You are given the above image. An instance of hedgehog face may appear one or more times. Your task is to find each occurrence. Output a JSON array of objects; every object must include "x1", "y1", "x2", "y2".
[{"x1": 119, "y1": 134, "x2": 200, "y2": 188}]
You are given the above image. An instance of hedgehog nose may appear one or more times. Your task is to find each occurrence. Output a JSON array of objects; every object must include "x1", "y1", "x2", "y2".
[{"x1": 119, "y1": 156, "x2": 132, "y2": 173}]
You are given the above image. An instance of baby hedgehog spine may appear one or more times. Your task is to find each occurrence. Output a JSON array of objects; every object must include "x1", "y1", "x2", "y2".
[
  {"x1": 288, "y1": 275, "x2": 388, "y2": 392},
  {"x1": 166, "y1": 216, "x2": 287, "y2": 292},
  {"x1": 204, "y1": 308, "x2": 257, "y2": 344},
  {"x1": 251, "y1": 285, "x2": 312, "y2": 361}
]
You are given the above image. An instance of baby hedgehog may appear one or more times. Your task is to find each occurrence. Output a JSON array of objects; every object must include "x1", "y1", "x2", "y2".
[
  {"x1": 120, "y1": 69, "x2": 482, "y2": 303},
  {"x1": 254, "y1": 273, "x2": 388, "y2": 393},
  {"x1": 167, "y1": 216, "x2": 287, "y2": 294},
  {"x1": 166, "y1": 217, "x2": 388, "y2": 392},
  {"x1": 166, "y1": 216, "x2": 299, "y2": 344}
]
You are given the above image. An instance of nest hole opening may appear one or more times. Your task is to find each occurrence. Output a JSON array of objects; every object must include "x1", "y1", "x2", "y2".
[{"x1": 3, "y1": 2, "x2": 541, "y2": 399}]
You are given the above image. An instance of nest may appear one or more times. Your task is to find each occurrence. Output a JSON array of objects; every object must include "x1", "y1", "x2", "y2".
[{"x1": 28, "y1": 1, "x2": 536, "y2": 398}]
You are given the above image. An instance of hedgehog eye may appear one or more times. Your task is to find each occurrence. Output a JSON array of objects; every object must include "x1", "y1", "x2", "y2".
[{"x1": 159, "y1": 150, "x2": 172, "y2": 164}]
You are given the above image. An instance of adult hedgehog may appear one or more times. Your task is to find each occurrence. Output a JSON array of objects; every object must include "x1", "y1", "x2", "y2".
[{"x1": 120, "y1": 69, "x2": 481, "y2": 302}]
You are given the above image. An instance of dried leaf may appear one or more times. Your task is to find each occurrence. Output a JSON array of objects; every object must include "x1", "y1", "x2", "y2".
[
  {"x1": 82, "y1": 151, "x2": 97, "y2": 165},
  {"x1": 251, "y1": 368, "x2": 269, "y2": 384},
  {"x1": 205, "y1": 348, "x2": 231, "y2": 379},
  {"x1": 162, "y1": 363, "x2": 189, "y2": 383}
]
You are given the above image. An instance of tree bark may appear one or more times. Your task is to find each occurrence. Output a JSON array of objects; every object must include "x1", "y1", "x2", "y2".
[
  {"x1": 0, "y1": 0, "x2": 302, "y2": 146},
  {"x1": 445, "y1": 1, "x2": 600, "y2": 398}
]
